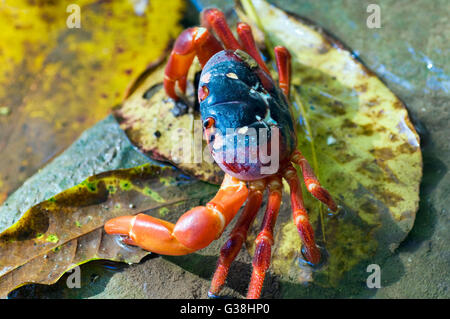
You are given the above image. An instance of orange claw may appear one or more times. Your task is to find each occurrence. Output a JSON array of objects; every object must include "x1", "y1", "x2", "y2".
[
  {"x1": 104, "y1": 174, "x2": 248, "y2": 256},
  {"x1": 105, "y1": 214, "x2": 195, "y2": 255}
]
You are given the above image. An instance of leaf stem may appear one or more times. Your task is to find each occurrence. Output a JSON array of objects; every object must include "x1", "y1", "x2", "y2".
[
  {"x1": 240, "y1": 0, "x2": 276, "y2": 62},
  {"x1": 293, "y1": 89, "x2": 326, "y2": 244}
]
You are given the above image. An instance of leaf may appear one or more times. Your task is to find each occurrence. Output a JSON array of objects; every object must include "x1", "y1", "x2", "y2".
[
  {"x1": 236, "y1": 0, "x2": 422, "y2": 289},
  {"x1": 0, "y1": 112, "x2": 217, "y2": 297},
  {"x1": 0, "y1": 0, "x2": 185, "y2": 204},
  {"x1": 115, "y1": 59, "x2": 224, "y2": 184},
  {"x1": 0, "y1": 163, "x2": 217, "y2": 297}
]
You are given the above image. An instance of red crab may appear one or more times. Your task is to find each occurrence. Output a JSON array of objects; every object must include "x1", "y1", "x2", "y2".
[{"x1": 105, "y1": 8, "x2": 337, "y2": 299}]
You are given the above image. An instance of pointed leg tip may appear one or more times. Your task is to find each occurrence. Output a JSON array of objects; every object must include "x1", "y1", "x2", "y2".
[
  {"x1": 312, "y1": 187, "x2": 337, "y2": 212},
  {"x1": 301, "y1": 246, "x2": 321, "y2": 265},
  {"x1": 208, "y1": 279, "x2": 224, "y2": 299},
  {"x1": 308, "y1": 254, "x2": 321, "y2": 266},
  {"x1": 299, "y1": 245, "x2": 323, "y2": 267},
  {"x1": 330, "y1": 204, "x2": 338, "y2": 212},
  {"x1": 327, "y1": 199, "x2": 338, "y2": 212},
  {"x1": 207, "y1": 291, "x2": 220, "y2": 299}
]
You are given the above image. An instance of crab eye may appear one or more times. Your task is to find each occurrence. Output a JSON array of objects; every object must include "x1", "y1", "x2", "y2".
[
  {"x1": 203, "y1": 117, "x2": 215, "y2": 129},
  {"x1": 198, "y1": 85, "x2": 209, "y2": 101}
]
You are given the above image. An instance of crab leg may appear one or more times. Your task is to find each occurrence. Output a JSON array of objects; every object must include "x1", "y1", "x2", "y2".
[
  {"x1": 104, "y1": 174, "x2": 248, "y2": 255},
  {"x1": 236, "y1": 22, "x2": 270, "y2": 74},
  {"x1": 274, "y1": 46, "x2": 291, "y2": 98},
  {"x1": 201, "y1": 8, "x2": 242, "y2": 50},
  {"x1": 164, "y1": 27, "x2": 222, "y2": 100},
  {"x1": 291, "y1": 150, "x2": 337, "y2": 212},
  {"x1": 247, "y1": 177, "x2": 283, "y2": 299},
  {"x1": 283, "y1": 165, "x2": 321, "y2": 264},
  {"x1": 209, "y1": 180, "x2": 266, "y2": 297}
]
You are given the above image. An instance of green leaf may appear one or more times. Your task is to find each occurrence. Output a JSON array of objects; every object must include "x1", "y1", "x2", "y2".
[{"x1": 0, "y1": 114, "x2": 218, "y2": 297}]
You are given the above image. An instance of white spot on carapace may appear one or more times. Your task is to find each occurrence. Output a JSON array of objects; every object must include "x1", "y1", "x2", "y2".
[
  {"x1": 200, "y1": 72, "x2": 211, "y2": 83},
  {"x1": 226, "y1": 72, "x2": 238, "y2": 79}
]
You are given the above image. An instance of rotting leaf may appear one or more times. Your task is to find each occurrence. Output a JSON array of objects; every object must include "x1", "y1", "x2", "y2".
[
  {"x1": 236, "y1": 0, "x2": 422, "y2": 288},
  {"x1": 0, "y1": 164, "x2": 217, "y2": 297}
]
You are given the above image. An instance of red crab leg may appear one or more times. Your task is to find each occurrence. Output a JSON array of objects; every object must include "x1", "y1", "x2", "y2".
[
  {"x1": 291, "y1": 150, "x2": 337, "y2": 212},
  {"x1": 236, "y1": 22, "x2": 270, "y2": 74},
  {"x1": 247, "y1": 177, "x2": 283, "y2": 299},
  {"x1": 274, "y1": 46, "x2": 291, "y2": 97},
  {"x1": 164, "y1": 27, "x2": 222, "y2": 100},
  {"x1": 209, "y1": 179, "x2": 266, "y2": 297},
  {"x1": 283, "y1": 165, "x2": 321, "y2": 264},
  {"x1": 104, "y1": 174, "x2": 248, "y2": 255},
  {"x1": 201, "y1": 8, "x2": 241, "y2": 50}
]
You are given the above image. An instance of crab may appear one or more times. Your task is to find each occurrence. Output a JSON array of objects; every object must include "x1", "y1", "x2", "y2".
[{"x1": 104, "y1": 8, "x2": 337, "y2": 299}]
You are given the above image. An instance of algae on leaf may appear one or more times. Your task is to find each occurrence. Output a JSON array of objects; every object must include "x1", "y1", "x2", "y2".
[{"x1": 0, "y1": 116, "x2": 217, "y2": 297}]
